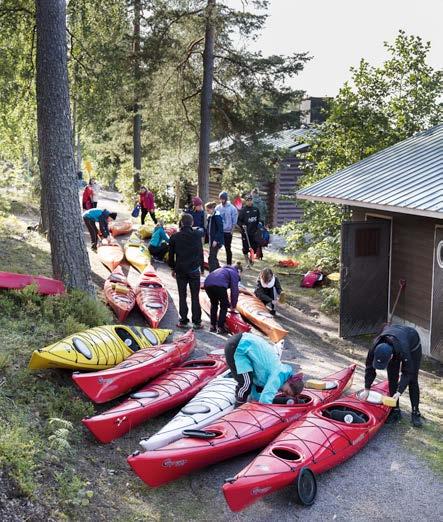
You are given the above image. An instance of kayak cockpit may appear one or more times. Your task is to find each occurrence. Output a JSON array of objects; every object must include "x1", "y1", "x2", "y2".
[{"x1": 321, "y1": 405, "x2": 369, "y2": 424}]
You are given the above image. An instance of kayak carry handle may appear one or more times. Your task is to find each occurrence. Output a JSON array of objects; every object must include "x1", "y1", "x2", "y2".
[
  {"x1": 182, "y1": 429, "x2": 219, "y2": 439},
  {"x1": 224, "y1": 477, "x2": 236, "y2": 484}
]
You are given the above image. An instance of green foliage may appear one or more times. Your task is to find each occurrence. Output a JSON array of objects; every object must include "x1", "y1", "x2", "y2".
[
  {"x1": 48, "y1": 418, "x2": 74, "y2": 452},
  {"x1": 55, "y1": 468, "x2": 94, "y2": 508},
  {"x1": 319, "y1": 286, "x2": 340, "y2": 314},
  {"x1": 296, "y1": 235, "x2": 341, "y2": 273}
]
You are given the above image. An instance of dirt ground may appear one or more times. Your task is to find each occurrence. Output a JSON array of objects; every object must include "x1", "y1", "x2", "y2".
[{"x1": 76, "y1": 191, "x2": 442, "y2": 522}]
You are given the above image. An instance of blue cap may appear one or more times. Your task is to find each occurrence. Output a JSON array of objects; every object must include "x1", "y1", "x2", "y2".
[
  {"x1": 219, "y1": 191, "x2": 228, "y2": 200},
  {"x1": 373, "y1": 343, "x2": 393, "y2": 370}
]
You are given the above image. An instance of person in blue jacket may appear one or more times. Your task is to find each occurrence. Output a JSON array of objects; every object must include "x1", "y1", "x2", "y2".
[
  {"x1": 82, "y1": 208, "x2": 117, "y2": 251},
  {"x1": 224, "y1": 333, "x2": 304, "y2": 405},
  {"x1": 186, "y1": 196, "x2": 205, "y2": 237},
  {"x1": 204, "y1": 262, "x2": 242, "y2": 334},
  {"x1": 205, "y1": 201, "x2": 224, "y2": 272},
  {"x1": 148, "y1": 220, "x2": 170, "y2": 261}
]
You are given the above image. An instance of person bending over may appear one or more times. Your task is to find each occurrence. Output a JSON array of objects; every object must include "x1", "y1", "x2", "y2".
[
  {"x1": 148, "y1": 220, "x2": 169, "y2": 261},
  {"x1": 224, "y1": 333, "x2": 303, "y2": 405},
  {"x1": 254, "y1": 268, "x2": 283, "y2": 316},
  {"x1": 82, "y1": 208, "x2": 117, "y2": 251}
]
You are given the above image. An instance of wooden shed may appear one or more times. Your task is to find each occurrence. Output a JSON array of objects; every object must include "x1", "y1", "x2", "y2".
[{"x1": 297, "y1": 124, "x2": 443, "y2": 361}]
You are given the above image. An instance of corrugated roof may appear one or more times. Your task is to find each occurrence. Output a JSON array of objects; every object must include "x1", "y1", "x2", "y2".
[
  {"x1": 210, "y1": 127, "x2": 311, "y2": 153},
  {"x1": 297, "y1": 124, "x2": 443, "y2": 220}
]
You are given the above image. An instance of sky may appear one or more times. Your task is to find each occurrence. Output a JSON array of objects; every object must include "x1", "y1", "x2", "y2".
[{"x1": 227, "y1": 0, "x2": 443, "y2": 97}]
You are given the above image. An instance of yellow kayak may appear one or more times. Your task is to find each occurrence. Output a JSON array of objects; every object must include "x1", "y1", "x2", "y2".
[
  {"x1": 124, "y1": 236, "x2": 151, "y2": 273},
  {"x1": 139, "y1": 224, "x2": 154, "y2": 239},
  {"x1": 28, "y1": 325, "x2": 172, "y2": 371}
]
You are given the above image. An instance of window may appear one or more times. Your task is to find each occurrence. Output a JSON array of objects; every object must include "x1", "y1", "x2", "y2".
[{"x1": 355, "y1": 228, "x2": 380, "y2": 257}]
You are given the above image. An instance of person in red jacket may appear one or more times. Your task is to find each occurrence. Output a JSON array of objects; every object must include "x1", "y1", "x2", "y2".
[
  {"x1": 82, "y1": 182, "x2": 93, "y2": 210},
  {"x1": 139, "y1": 186, "x2": 157, "y2": 225}
]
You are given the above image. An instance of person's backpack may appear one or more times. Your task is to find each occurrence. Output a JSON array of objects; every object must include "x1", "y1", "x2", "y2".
[
  {"x1": 131, "y1": 203, "x2": 141, "y2": 218},
  {"x1": 255, "y1": 223, "x2": 270, "y2": 247},
  {"x1": 300, "y1": 270, "x2": 325, "y2": 288}
]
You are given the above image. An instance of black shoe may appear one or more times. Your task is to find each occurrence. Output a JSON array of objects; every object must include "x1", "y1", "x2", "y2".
[
  {"x1": 411, "y1": 410, "x2": 423, "y2": 428},
  {"x1": 210, "y1": 326, "x2": 217, "y2": 333},
  {"x1": 386, "y1": 407, "x2": 402, "y2": 424},
  {"x1": 193, "y1": 323, "x2": 203, "y2": 330},
  {"x1": 217, "y1": 327, "x2": 229, "y2": 335},
  {"x1": 176, "y1": 321, "x2": 188, "y2": 329},
  {"x1": 91, "y1": 245, "x2": 98, "y2": 252},
  {"x1": 270, "y1": 309, "x2": 276, "y2": 316}
]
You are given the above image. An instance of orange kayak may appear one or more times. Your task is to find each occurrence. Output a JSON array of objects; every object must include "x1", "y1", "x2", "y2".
[
  {"x1": 200, "y1": 290, "x2": 251, "y2": 334},
  {"x1": 110, "y1": 221, "x2": 133, "y2": 237},
  {"x1": 104, "y1": 266, "x2": 136, "y2": 321},
  {"x1": 97, "y1": 244, "x2": 124, "y2": 272},
  {"x1": 136, "y1": 268, "x2": 169, "y2": 328},
  {"x1": 236, "y1": 289, "x2": 288, "y2": 342}
]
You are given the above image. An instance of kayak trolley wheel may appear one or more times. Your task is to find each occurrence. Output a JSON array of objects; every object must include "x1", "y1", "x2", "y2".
[{"x1": 294, "y1": 467, "x2": 317, "y2": 506}]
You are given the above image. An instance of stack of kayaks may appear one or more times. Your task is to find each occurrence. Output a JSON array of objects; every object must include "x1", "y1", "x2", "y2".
[
  {"x1": 28, "y1": 325, "x2": 172, "y2": 370},
  {"x1": 72, "y1": 330, "x2": 196, "y2": 403},
  {"x1": 127, "y1": 365, "x2": 356, "y2": 487},
  {"x1": 104, "y1": 266, "x2": 136, "y2": 321},
  {"x1": 236, "y1": 288, "x2": 288, "y2": 342},
  {"x1": 136, "y1": 267, "x2": 169, "y2": 328},
  {"x1": 223, "y1": 380, "x2": 391, "y2": 511},
  {"x1": 139, "y1": 369, "x2": 237, "y2": 451},
  {"x1": 0, "y1": 271, "x2": 65, "y2": 295},
  {"x1": 82, "y1": 353, "x2": 227, "y2": 443},
  {"x1": 97, "y1": 244, "x2": 125, "y2": 272}
]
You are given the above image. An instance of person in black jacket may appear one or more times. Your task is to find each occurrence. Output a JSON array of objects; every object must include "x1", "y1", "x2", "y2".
[
  {"x1": 237, "y1": 194, "x2": 260, "y2": 268},
  {"x1": 168, "y1": 213, "x2": 204, "y2": 329},
  {"x1": 254, "y1": 268, "x2": 283, "y2": 316},
  {"x1": 360, "y1": 325, "x2": 423, "y2": 427},
  {"x1": 205, "y1": 201, "x2": 224, "y2": 272}
]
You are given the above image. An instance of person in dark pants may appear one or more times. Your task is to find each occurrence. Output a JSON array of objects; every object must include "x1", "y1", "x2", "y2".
[
  {"x1": 148, "y1": 220, "x2": 169, "y2": 261},
  {"x1": 216, "y1": 191, "x2": 238, "y2": 266},
  {"x1": 224, "y1": 333, "x2": 304, "y2": 405},
  {"x1": 139, "y1": 186, "x2": 157, "y2": 225},
  {"x1": 254, "y1": 268, "x2": 283, "y2": 316},
  {"x1": 361, "y1": 324, "x2": 423, "y2": 427},
  {"x1": 237, "y1": 194, "x2": 260, "y2": 268},
  {"x1": 82, "y1": 208, "x2": 117, "y2": 251},
  {"x1": 205, "y1": 201, "x2": 224, "y2": 272},
  {"x1": 186, "y1": 196, "x2": 205, "y2": 237},
  {"x1": 168, "y1": 213, "x2": 204, "y2": 329},
  {"x1": 204, "y1": 262, "x2": 242, "y2": 334}
]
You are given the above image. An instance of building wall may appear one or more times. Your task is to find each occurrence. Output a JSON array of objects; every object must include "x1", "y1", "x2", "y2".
[
  {"x1": 270, "y1": 156, "x2": 305, "y2": 227},
  {"x1": 352, "y1": 207, "x2": 438, "y2": 355}
]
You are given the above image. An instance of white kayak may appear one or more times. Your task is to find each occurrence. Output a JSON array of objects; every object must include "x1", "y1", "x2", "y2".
[{"x1": 140, "y1": 370, "x2": 237, "y2": 451}]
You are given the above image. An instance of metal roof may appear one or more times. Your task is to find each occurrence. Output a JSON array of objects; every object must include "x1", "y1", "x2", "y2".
[
  {"x1": 210, "y1": 127, "x2": 311, "y2": 154},
  {"x1": 297, "y1": 124, "x2": 443, "y2": 220}
]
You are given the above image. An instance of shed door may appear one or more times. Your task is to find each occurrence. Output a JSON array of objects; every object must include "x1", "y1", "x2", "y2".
[
  {"x1": 340, "y1": 221, "x2": 391, "y2": 337},
  {"x1": 430, "y1": 227, "x2": 443, "y2": 361}
]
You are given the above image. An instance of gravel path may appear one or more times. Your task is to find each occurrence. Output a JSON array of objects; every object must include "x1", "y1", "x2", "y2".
[{"x1": 87, "y1": 192, "x2": 443, "y2": 522}]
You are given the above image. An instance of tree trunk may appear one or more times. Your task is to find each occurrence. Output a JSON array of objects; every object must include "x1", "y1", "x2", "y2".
[
  {"x1": 197, "y1": 0, "x2": 216, "y2": 204},
  {"x1": 35, "y1": 0, "x2": 93, "y2": 293},
  {"x1": 132, "y1": 0, "x2": 142, "y2": 193}
]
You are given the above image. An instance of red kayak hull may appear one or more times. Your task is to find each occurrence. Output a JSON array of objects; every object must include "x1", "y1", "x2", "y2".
[
  {"x1": 127, "y1": 365, "x2": 355, "y2": 487},
  {"x1": 0, "y1": 271, "x2": 65, "y2": 295},
  {"x1": 82, "y1": 354, "x2": 227, "y2": 443},
  {"x1": 72, "y1": 330, "x2": 195, "y2": 403},
  {"x1": 103, "y1": 266, "x2": 136, "y2": 322},
  {"x1": 223, "y1": 381, "x2": 390, "y2": 511},
  {"x1": 200, "y1": 290, "x2": 251, "y2": 334},
  {"x1": 136, "y1": 269, "x2": 168, "y2": 328}
]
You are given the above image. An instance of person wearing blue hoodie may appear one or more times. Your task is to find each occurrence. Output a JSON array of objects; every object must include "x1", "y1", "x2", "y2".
[
  {"x1": 224, "y1": 333, "x2": 304, "y2": 405},
  {"x1": 82, "y1": 208, "x2": 117, "y2": 251},
  {"x1": 216, "y1": 191, "x2": 238, "y2": 265},
  {"x1": 148, "y1": 220, "x2": 170, "y2": 261},
  {"x1": 205, "y1": 201, "x2": 224, "y2": 272},
  {"x1": 204, "y1": 262, "x2": 242, "y2": 334}
]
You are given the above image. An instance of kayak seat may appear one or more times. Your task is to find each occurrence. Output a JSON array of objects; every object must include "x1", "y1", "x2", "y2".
[
  {"x1": 322, "y1": 406, "x2": 369, "y2": 424},
  {"x1": 115, "y1": 327, "x2": 141, "y2": 351}
]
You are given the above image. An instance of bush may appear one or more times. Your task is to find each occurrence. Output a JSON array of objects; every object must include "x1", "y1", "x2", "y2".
[
  {"x1": 297, "y1": 234, "x2": 340, "y2": 273},
  {"x1": 319, "y1": 286, "x2": 340, "y2": 314}
]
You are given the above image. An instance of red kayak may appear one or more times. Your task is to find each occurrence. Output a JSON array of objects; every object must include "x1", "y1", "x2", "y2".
[
  {"x1": 127, "y1": 365, "x2": 355, "y2": 487},
  {"x1": 0, "y1": 271, "x2": 65, "y2": 295},
  {"x1": 200, "y1": 290, "x2": 251, "y2": 334},
  {"x1": 135, "y1": 268, "x2": 169, "y2": 328},
  {"x1": 223, "y1": 380, "x2": 391, "y2": 511},
  {"x1": 72, "y1": 330, "x2": 195, "y2": 403},
  {"x1": 103, "y1": 266, "x2": 136, "y2": 321},
  {"x1": 82, "y1": 354, "x2": 227, "y2": 443}
]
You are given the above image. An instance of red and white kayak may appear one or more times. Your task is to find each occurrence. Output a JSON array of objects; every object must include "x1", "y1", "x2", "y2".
[
  {"x1": 127, "y1": 365, "x2": 355, "y2": 487},
  {"x1": 223, "y1": 381, "x2": 390, "y2": 511},
  {"x1": 0, "y1": 271, "x2": 65, "y2": 295},
  {"x1": 200, "y1": 290, "x2": 251, "y2": 334},
  {"x1": 72, "y1": 330, "x2": 195, "y2": 403},
  {"x1": 136, "y1": 268, "x2": 169, "y2": 328},
  {"x1": 103, "y1": 266, "x2": 136, "y2": 322},
  {"x1": 82, "y1": 354, "x2": 227, "y2": 443}
]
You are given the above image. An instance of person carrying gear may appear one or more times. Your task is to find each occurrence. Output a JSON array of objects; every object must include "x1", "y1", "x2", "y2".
[
  {"x1": 360, "y1": 324, "x2": 423, "y2": 427},
  {"x1": 224, "y1": 333, "x2": 304, "y2": 405},
  {"x1": 237, "y1": 194, "x2": 260, "y2": 268}
]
